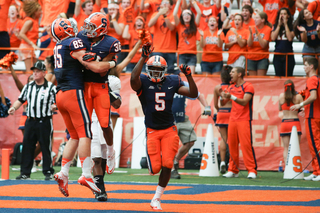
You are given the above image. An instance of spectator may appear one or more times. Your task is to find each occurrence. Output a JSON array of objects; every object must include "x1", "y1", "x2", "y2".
[
  {"x1": 278, "y1": 80, "x2": 303, "y2": 166},
  {"x1": 173, "y1": 0, "x2": 201, "y2": 75},
  {"x1": 118, "y1": 0, "x2": 139, "y2": 65},
  {"x1": 140, "y1": 0, "x2": 162, "y2": 30},
  {"x1": 39, "y1": 0, "x2": 70, "y2": 27},
  {"x1": 225, "y1": 14, "x2": 249, "y2": 69},
  {"x1": 213, "y1": 65, "x2": 233, "y2": 174},
  {"x1": 122, "y1": 16, "x2": 146, "y2": 72},
  {"x1": 199, "y1": 16, "x2": 225, "y2": 75},
  {"x1": 18, "y1": 1, "x2": 42, "y2": 72},
  {"x1": 191, "y1": 0, "x2": 220, "y2": 31},
  {"x1": 223, "y1": 5, "x2": 255, "y2": 30},
  {"x1": 106, "y1": 2, "x2": 125, "y2": 62},
  {"x1": 294, "y1": 9, "x2": 320, "y2": 65},
  {"x1": 221, "y1": 67, "x2": 257, "y2": 179},
  {"x1": 247, "y1": 12, "x2": 272, "y2": 76},
  {"x1": 74, "y1": 0, "x2": 99, "y2": 32},
  {"x1": 7, "y1": 5, "x2": 22, "y2": 50},
  {"x1": 271, "y1": 8, "x2": 295, "y2": 77},
  {"x1": 259, "y1": 0, "x2": 285, "y2": 25},
  {"x1": 296, "y1": 0, "x2": 309, "y2": 11},
  {"x1": 148, "y1": 0, "x2": 178, "y2": 74},
  {"x1": 290, "y1": 57, "x2": 320, "y2": 182},
  {"x1": 307, "y1": 0, "x2": 320, "y2": 20},
  {"x1": 0, "y1": 1, "x2": 11, "y2": 60},
  {"x1": 8, "y1": 61, "x2": 56, "y2": 181}
]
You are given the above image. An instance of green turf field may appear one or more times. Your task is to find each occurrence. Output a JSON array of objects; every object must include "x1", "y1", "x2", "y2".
[{"x1": 3, "y1": 165, "x2": 320, "y2": 188}]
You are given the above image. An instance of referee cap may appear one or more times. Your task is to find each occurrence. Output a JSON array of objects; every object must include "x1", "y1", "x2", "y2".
[{"x1": 31, "y1": 61, "x2": 46, "y2": 71}]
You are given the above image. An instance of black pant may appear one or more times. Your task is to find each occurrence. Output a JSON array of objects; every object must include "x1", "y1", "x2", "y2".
[
  {"x1": 273, "y1": 54, "x2": 295, "y2": 77},
  {"x1": 21, "y1": 117, "x2": 54, "y2": 176}
]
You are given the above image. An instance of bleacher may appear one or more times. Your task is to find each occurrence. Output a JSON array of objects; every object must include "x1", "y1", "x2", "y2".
[{"x1": 7, "y1": 0, "x2": 307, "y2": 77}]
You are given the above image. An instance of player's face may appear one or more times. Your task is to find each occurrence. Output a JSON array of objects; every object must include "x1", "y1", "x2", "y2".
[
  {"x1": 234, "y1": 15, "x2": 243, "y2": 29},
  {"x1": 208, "y1": 17, "x2": 218, "y2": 30}
]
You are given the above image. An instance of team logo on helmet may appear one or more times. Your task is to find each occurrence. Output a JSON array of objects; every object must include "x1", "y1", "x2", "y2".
[
  {"x1": 146, "y1": 55, "x2": 167, "y2": 83},
  {"x1": 81, "y1": 12, "x2": 108, "y2": 38},
  {"x1": 51, "y1": 18, "x2": 77, "y2": 43}
]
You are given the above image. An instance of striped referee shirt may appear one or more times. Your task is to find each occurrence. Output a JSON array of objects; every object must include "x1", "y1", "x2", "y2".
[{"x1": 18, "y1": 79, "x2": 56, "y2": 118}]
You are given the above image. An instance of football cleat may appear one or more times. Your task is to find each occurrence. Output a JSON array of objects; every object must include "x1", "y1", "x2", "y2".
[
  {"x1": 220, "y1": 161, "x2": 226, "y2": 174},
  {"x1": 247, "y1": 172, "x2": 257, "y2": 179},
  {"x1": 170, "y1": 170, "x2": 181, "y2": 179},
  {"x1": 54, "y1": 172, "x2": 69, "y2": 197},
  {"x1": 106, "y1": 149, "x2": 116, "y2": 174},
  {"x1": 150, "y1": 198, "x2": 162, "y2": 211},
  {"x1": 78, "y1": 175, "x2": 101, "y2": 193},
  {"x1": 94, "y1": 191, "x2": 108, "y2": 201},
  {"x1": 304, "y1": 174, "x2": 317, "y2": 180}
]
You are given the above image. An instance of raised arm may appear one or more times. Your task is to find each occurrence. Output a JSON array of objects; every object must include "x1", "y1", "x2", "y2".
[
  {"x1": 130, "y1": 42, "x2": 153, "y2": 91},
  {"x1": 173, "y1": 0, "x2": 182, "y2": 26},
  {"x1": 192, "y1": 0, "x2": 201, "y2": 26},
  {"x1": 177, "y1": 65, "x2": 198, "y2": 98},
  {"x1": 115, "y1": 40, "x2": 142, "y2": 75},
  {"x1": 9, "y1": 65, "x2": 24, "y2": 91}
]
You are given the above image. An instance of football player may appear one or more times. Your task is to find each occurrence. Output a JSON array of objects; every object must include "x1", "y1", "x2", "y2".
[
  {"x1": 130, "y1": 42, "x2": 198, "y2": 211},
  {"x1": 78, "y1": 12, "x2": 122, "y2": 200},
  {"x1": 51, "y1": 18, "x2": 116, "y2": 197}
]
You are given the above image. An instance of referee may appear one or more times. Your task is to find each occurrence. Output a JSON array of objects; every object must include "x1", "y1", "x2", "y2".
[{"x1": 8, "y1": 61, "x2": 57, "y2": 180}]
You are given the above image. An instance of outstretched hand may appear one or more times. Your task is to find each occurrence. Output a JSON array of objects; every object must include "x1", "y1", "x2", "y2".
[
  {"x1": 141, "y1": 42, "x2": 154, "y2": 58},
  {"x1": 179, "y1": 64, "x2": 191, "y2": 76}
]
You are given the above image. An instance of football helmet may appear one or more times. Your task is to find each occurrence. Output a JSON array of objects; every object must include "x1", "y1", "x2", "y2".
[
  {"x1": 146, "y1": 55, "x2": 167, "y2": 83},
  {"x1": 82, "y1": 12, "x2": 108, "y2": 38},
  {"x1": 51, "y1": 18, "x2": 77, "y2": 42}
]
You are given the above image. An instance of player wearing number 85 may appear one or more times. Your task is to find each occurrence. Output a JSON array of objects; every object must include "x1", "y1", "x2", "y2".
[
  {"x1": 130, "y1": 43, "x2": 198, "y2": 211},
  {"x1": 51, "y1": 18, "x2": 116, "y2": 197}
]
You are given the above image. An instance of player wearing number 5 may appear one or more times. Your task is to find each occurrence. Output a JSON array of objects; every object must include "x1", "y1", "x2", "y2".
[
  {"x1": 221, "y1": 67, "x2": 257, "y2": 179},
  {"x1": 130, "y1": 43, "x2": 198, "y2": 211},
  {"x1": 51, "y1": 18, "x2": 116, "y2": 197}
]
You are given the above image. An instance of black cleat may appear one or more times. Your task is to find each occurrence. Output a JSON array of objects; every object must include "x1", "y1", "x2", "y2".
[
  {"x1": 16, "y1": 174, "x2": 30, "y2": 180},
  {"x1": 45, "y1": 174, "x2": 53, "y2": 181},
  {"x1": 171, "y1": 170, "x2": 181, "y2": 179},
  {"x1": 95, "y1": 192, "x2": 108, "y2": 201}
]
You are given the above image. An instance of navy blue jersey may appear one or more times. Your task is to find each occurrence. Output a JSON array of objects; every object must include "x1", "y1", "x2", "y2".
[
  {"x1": 77, "y1": 31, "x2": 121, "y2": 83},
  {"x1": 137, "y1": 74, "x2": 184, "y2": 129},
  {"x1": 53, "y1": 37, "x2": 86, "y2": 92}
]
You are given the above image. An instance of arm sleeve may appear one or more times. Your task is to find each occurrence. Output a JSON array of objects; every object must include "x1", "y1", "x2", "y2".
[{"x1": 18, "y1": 84, "x2": 28, "y2": 103}]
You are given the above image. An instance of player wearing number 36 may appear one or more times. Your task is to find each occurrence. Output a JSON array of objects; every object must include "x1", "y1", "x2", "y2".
[
  {"x1": 130, "y1": 42, "x2": 198, "y2": 211},
  {"x1": 51, "y1": 18, "x2": 116, "y2": 197}
]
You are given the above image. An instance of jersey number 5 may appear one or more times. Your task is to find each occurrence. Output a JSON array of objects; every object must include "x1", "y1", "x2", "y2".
[{"x1": 155, "y1": 92, "x2": 165, "y2": 111}]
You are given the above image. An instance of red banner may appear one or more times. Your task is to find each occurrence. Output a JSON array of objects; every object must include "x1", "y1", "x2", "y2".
[{"x1": 0, "y1": 73, "x2": 312, "y2": 171}]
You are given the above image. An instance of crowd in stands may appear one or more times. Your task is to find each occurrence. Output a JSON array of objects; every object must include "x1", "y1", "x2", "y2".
[{"x1": 0, "y1": 0, "x2": 320, "y2": 77}]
